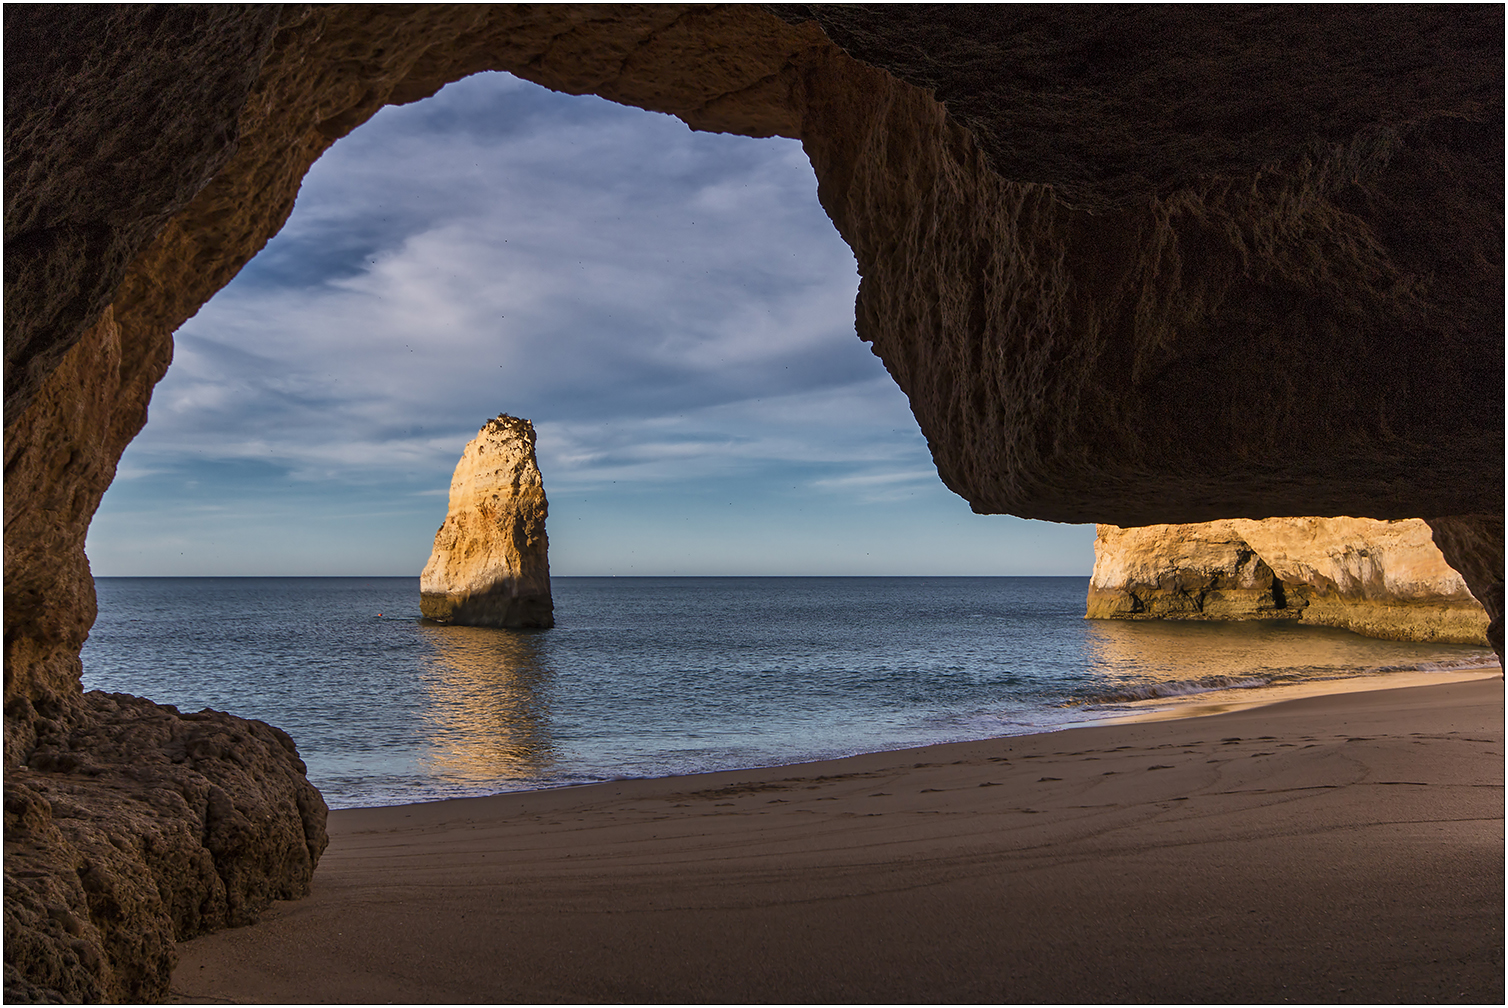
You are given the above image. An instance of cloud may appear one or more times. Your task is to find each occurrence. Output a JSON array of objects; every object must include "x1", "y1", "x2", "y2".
[
  {"x1": 139, "y1": 72, "x2": 867, "y2": 465},
  {"x1": 126, "y1": 71, "x2": 894, "y2": 489}
]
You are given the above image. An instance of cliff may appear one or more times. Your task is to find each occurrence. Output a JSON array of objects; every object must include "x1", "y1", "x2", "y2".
[
  {"x1": 420, "y1": 416, "x2": 553, "y2": 629},
  {"x1": 1087, "y1": 518, "x2": 1490, "y2": 645}
]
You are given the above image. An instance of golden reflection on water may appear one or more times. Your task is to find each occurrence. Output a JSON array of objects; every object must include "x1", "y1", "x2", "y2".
[
  {"x1": 1082, "y1": 618, "x2": 1309, "y2": 678},
  {"x1": 1080, "y1": 616, "x2": 1474, "y2": 684},
  {"x1": 416, "y1": 623, "x2": 557, "y2": 784}
]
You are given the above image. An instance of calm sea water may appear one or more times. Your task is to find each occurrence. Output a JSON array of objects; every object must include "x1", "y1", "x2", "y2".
[{"x1": 81, "y1": 577, "x2": 1493, "y2": 809}]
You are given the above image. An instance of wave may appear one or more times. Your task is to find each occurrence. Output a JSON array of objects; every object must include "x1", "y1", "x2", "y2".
[
  {"x1": 1068, "y1": 655, "x2": 1500, "y2": 709},
  {"x1": 1070, "y1": 675, "x2": 1272, "y2": 705},
  {"x1": 1360, "y1": 657, "x2": 1501, "y2": 675}
]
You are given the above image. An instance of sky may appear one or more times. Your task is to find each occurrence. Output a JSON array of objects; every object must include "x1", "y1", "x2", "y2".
[{"x1": 86, "y1": 71, "x2": 1096, "y2": 577}]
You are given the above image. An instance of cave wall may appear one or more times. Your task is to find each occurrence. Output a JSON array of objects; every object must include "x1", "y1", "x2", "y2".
[
  {"x1": 4, "y1": 4, "x2": 1502, "y2": 1001},
  {"x1": 3, "y1": 5, "x2": 285, "y2": 423},
  {"x1": 788, "y1": 5, "x2": 1504, "y2": 524}
]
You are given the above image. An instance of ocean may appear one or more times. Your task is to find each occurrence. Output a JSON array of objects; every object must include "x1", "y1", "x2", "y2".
[{"x1": 80, "y1": 576, "x2": 1494, "y2": 809}]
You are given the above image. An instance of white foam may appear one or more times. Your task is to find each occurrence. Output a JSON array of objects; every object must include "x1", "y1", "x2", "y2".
[
  {"x1": 1075, "y1": 676, "x2": 1272, "y2": 705},
  {"x1": 1363, "y1": 657, "x2": 1502, "y2": 675}
]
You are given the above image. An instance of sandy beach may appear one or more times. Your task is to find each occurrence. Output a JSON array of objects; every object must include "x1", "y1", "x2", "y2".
[{"x1": 171, "y1": 673, "x2": 1503, "y2": 1004}]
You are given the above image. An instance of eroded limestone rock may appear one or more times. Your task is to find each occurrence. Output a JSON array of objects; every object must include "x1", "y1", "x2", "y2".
[
  {"x1": 3, "y1": 692, "x2": 327, "y2": 1003},
  {"x1": 1424, "y1": 514, "x2": 1505, "y2": 658},
  {"x1": 783, "y1": 6, "x2": 1502, "y2": 525},
  {"x1": 421, "y1": 415, "x2": 552, "y2": 629},
  {"x1": 1088, "y1": 518, "x2": 1490, "y2": 645},
  {"x1": 3, "y1": 6, "x2": 283, "y2": 422},
  {"x1": 1087, "y1": 522, "x2": 1290, "y2": 622}
]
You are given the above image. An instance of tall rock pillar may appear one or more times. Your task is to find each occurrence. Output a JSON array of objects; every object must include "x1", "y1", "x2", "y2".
[{"x1": 420, "y1": 415, "x2": 553, "y2": 629}]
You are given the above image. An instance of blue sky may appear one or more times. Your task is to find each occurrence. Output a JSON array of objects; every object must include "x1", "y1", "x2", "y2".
[{"x1": 86, "y1": 71, "x2": 1095, "y2": 577}]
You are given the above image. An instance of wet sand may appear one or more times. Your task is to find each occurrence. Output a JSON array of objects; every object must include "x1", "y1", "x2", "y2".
[{"x1": 172, "y1": 673, "x2": 1503, "y2": 1004}]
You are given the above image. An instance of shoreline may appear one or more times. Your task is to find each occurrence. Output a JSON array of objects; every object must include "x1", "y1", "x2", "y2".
[
  {"x1": 172, "y1": 674, "x2": 1503, "y2": 1003},
  {"x1": 1086, "y1": 664, "x2": 1502, "y2": 724},
  {"x1": 325, "y1": 666, "x2": 1501, "y2": 813}
]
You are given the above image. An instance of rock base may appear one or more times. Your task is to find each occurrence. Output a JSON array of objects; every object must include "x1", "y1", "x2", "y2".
[
  {"x1": 3, "y1": 692, "x2": 328, "y2": 1003},
  {"x1": 420, "y1": 591, "x2": 554, "y2": 629}
]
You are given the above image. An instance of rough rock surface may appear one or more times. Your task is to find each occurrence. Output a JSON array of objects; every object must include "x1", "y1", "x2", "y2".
[
  {"x1": 421, "y1": 416, "x2": 553, "y2": 629},
  {"x1": 1425, "y1": 514, "x2": 1506, "y2": 658},
  {"x1": 3, "y1": 4, "x2": 1502, "y2": 1000},
  {"x1": 774, "y1": 5, "x2": 1504, "y2": 526},
  {"x1": 1088, "y1": 518, "x2": 1490, "y2": 645},
  {"x1": 1087, "y1": 522, "x2": 1292, "y2": 623},
  {"x1": 3, "y1": 692, "x2": 327, "y2": 1004},
  {"x1": 3, "y1": 306, "x2": 166, "y2": 758},
  {"x1": 3, "y1": 5, "x2": 283, "y2": 422}
]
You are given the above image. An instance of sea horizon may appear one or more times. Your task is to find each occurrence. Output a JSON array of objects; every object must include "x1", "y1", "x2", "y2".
[{"x1": 91, "y1": 573, "x2": 1095, "y2": 578}]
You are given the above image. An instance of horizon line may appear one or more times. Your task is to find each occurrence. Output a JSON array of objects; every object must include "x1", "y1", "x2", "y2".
[{"x1": 92, "y1": 572, "x2": 1094, "y2": 578}]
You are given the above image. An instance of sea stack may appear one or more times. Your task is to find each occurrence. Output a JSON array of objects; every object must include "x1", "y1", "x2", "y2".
[
  {"x1": 1086, "y1": 518, "x2": 1489, "y2": 645},
  {"x1": 421, "y1": 415, "x2": 553, "y2": 628}
]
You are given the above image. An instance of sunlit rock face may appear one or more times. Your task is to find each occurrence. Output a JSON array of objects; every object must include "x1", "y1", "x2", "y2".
[
  {"x1": 1087, "y1": 522, "x2": 1291, "y2": 623},
  {"x1": 4, "y1": 4, "x2": 1502, "y2": 1000},
  {"x1": 1089, "y1": 519, "x2": 1490, "y2": 645},
  {"x1": 421, "y1": 416, "x2": 553, "y2": 630}
]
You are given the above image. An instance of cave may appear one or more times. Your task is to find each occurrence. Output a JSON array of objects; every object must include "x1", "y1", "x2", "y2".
[{"x1": 4, "y1": 5, "x2": 1502, "y2": 1002}]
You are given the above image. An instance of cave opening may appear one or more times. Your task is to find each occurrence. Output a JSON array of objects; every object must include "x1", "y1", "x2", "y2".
[{"x1": 78, "y1": 70, "x2": 1096, "y2": 808}]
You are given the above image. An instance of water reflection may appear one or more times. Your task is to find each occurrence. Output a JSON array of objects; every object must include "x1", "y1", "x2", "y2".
[
  {"x1": 1079, "y1": 617, "x2": 1493, "y2": 698},
  {"x1": 417, "y1": 623, "x2": 558, "y2": 786}
]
